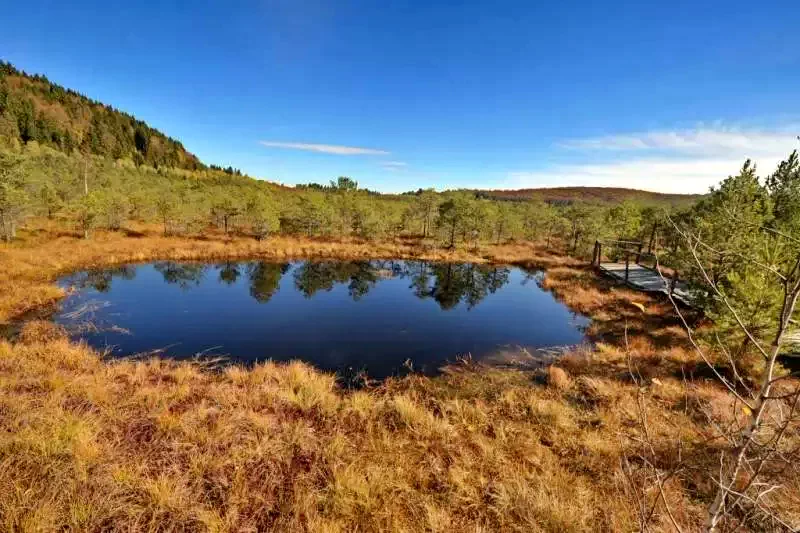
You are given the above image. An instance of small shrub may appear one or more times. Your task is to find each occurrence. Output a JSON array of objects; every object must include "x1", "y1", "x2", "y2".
[
  {"x1": 546, "y1": 365, "x2": 571, "y2": 391},
  {"x1": 19, "y1": 320, "x2": 67, "y2": 344}
]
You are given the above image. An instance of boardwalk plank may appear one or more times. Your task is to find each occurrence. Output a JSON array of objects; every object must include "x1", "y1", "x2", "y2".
[{"x1": 598, "y1": 262, "x2": 699, "y2": 307}]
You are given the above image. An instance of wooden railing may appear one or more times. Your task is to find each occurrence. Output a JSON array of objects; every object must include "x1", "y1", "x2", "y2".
[
  {"x1": 592, "y1": 238, "x2": 681, "y2": 296},
  {"x1": 592, "y1": 239, "x2": 644, "y2": 266}
]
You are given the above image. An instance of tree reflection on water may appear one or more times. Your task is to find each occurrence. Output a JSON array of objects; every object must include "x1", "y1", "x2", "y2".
[
  {"x1": 292, "y1": 261, "x2": 380, "y2": 301},
  {"x1": 153, "y1": 262, "x2": 207, "y2": 289},
  {"x1": 67, "y1": 265, "x2": 137, "y2": 292},
  {"x1": 291, "y1": 260, "x2": 510, "y2": 309},
  {"x1": 247, "y1": 262, "x2": 291, "y2": 303},
  {"x1": 75, "y1": 260, "x2": 512, "y2": 310}
]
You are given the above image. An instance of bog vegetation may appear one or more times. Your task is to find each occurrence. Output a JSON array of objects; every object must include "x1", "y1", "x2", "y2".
[{"x1": 2, "y1": 61, "x2": 800, "y2": 531}]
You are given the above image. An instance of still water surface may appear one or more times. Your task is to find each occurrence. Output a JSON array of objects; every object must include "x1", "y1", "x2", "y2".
[{"x1": 56, "y1": 260, "x2": 588, "y2": 378}]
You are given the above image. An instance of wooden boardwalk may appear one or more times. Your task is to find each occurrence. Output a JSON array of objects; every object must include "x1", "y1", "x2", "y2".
[{"x1": 598, "y1": 262, "x2": 699, "y2": 307}]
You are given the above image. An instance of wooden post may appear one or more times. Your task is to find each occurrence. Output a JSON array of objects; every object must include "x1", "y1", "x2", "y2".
[
  {"x1": 636, "y1": 242, "x2": 643, "y2": 264},
  {"x1": 647, "y1": 222, "x2": 658, "y2": 255},
  {"x1": 625, "y1": 252, "x2": 630, "y2": 282},
  {"x1": 592, "y1": 241, "x2": 600, "y2": 266}
]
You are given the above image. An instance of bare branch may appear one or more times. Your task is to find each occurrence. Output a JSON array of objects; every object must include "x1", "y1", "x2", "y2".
[
  {"x1": 653, "y1": 253, "x2": 755, "y2": 408},
  {"x1": 659, "y1": 215, "x2": 800, "y2": 531}
]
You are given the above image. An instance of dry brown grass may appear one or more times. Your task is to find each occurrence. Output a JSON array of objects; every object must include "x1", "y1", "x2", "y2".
[
  {"x1": 1, "y1": 221, "x2": 799, "y2": 531},
  {"x1": 0, "y1": 327, "x2": 703, "y2": 532}
]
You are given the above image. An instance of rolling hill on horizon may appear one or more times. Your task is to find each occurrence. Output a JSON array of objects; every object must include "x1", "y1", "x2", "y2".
[{"x1": 474, "y1": 186, "x2": 703, "y2": 206}]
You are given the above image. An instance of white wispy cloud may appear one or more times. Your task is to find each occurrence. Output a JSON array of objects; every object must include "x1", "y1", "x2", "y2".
[
  {"x1": 559, "y1": 127, "x2": 797, "y2": 158},
  {"x1": 511, "y1": 125, "x2": 800, "y2": 194},
  {"x1": 381, "y1": 160, "x2": 408, "y2": 170},
  {"x1": 259, "y1": 141, "x2": 389, "y2": 155}
]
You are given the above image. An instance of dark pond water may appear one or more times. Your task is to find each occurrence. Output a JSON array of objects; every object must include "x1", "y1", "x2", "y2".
[{"x1": 56, "y1": 260, "x2": 588, "y2": 378}]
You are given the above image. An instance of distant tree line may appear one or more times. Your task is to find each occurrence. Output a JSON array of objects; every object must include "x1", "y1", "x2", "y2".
[
  {"x1": 0, "y1": 137, "x2": 678, "y2": 250},
  {"x1": 208, "y1": 165, "x2": 243, "y2": 176}
]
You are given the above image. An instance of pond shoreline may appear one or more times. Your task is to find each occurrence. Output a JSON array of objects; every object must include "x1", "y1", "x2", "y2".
[
  {"x1": 52, "y1": 259, "x2": 589, "y2": 377},
  {"x1": 1, "y1": 223, "x2": 684, "y2": 359},
  {"x1": 0, "y1": 223, "x2": 582, "y2": 325}
]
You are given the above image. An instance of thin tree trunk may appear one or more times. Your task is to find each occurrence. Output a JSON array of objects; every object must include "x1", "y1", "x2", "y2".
[{"x1": 705, "y1": 260, "x2": 800, "y2": 531}]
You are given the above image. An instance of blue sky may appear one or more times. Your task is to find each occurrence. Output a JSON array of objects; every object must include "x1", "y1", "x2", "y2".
[{"x1": 3, "y1": 0, "x2": 799, "y2": 193}]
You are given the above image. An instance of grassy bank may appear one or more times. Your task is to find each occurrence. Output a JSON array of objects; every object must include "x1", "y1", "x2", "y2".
[
  {"x1": 1, "y1": 223, "x2": 798, "y2": 531},
  {"x1": 0, "y1": 328, "x2": 705, "y2": 532}
]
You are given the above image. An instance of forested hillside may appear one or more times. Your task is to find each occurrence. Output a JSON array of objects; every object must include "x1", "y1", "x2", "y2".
[{"x1": 0, "y1": 61, "x2": 203, "y2": 170}]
